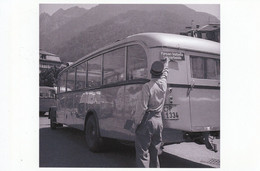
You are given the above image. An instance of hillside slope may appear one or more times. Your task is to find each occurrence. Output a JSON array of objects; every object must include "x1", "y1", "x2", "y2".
[{"x1": 40, "y1": 4, "x2": 219, "y2": 62}]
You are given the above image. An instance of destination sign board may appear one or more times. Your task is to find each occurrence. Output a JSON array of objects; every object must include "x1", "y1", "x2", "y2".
[{"x1": 160, "y1": 51, "x2": 185, "y2": 61}]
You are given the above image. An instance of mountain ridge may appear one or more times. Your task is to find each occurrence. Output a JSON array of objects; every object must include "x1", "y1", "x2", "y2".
[{"x1": 40, "y1": 4, "x2": 220, "y2": 62}]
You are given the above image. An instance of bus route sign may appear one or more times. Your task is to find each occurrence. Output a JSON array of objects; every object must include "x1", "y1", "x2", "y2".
[{"x1": 160, "y1": 51, "x2": 185, "y2": 61}]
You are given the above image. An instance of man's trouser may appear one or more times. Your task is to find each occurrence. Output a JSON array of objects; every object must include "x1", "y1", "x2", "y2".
[{"x1": 135, "y1": 115, "x2": 163, "y2": 168}]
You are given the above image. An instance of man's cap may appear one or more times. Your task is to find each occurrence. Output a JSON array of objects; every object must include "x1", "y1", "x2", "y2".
[{"x1": 150, "y1": 61, "x2": 164, "y2": 76}]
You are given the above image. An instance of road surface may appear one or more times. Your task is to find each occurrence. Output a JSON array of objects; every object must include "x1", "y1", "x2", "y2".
[{"x1": 39, "y1": 115, "x2": 219, "y2": 167}]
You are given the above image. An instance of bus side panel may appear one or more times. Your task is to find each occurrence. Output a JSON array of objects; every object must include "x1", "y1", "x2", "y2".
[
  {"x1": 190, "y1": 88, "x2": 220, "y2": 131},
  {"x1": 125, "y1": 84, "x2": 143, "y2": 141},
  {"x1": 73, "y1": 91, "x2": 86, "y2": 130},
  {"x1": 99, "y1": 86, "x2": 130, "y2": 141},
  {"x1": 64, "y1": 93, "x2": 75, "y2": 126},
  {"x1": 56, "y1": 94, "x2": 66, "y2": 124}
]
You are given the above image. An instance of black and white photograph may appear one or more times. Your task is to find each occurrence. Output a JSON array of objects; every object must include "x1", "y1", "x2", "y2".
[
  {"x1": 39, "y1": 4, "x2": 220, "y2": 168},
  {"x1": 1, "y1": 0, "x2": 260, "y2": 170}
]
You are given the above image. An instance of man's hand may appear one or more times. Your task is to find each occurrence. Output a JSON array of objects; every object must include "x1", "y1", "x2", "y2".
[
  {"x1": 165, "y1": 56, "x2": 170, "y2": 63},
  {"x1": 161, "y1": 56, "x2": 170, "y2": 63},
  {"x1": 163, "y1": 57, "x2": 169, "y2": 69}
]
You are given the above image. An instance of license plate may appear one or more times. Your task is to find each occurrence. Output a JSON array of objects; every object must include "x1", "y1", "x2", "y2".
[{"x1": 163, "y1": 104, "x2": 179, "y2": 120}]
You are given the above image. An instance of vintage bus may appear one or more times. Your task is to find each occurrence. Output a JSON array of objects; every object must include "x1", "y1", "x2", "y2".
[
  {"x1": 39, "y1": 86, "x2": 56, "y2": 116},
  {"x1": 50, "y1": 33, "x2": 220, "y2": 152}
]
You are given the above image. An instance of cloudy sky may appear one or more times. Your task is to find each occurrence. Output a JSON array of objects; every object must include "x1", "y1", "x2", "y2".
[{"x1": 40, "y1": 4, "x2": 220, "y2": 19}]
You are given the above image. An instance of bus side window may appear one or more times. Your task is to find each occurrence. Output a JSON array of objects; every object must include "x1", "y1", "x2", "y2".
[
  {"x1": 190, "y1": 56, "x2": 204, "y2": 79},
  {"x1": 216, "y1": 60, "x2": 220, "y2": 80},
  {"x1": 88, "y1": 55, "x2": 102, "y2": 88},
  {"x1": 67, "y1": 68, "x2": 75, "y2": 91},
  {"x1": 58, "y1": 72, "x2": 67, "y2": 93},
  {"x1": 127, "y1": 45, "x2": 148, "y2": 80},
  {"x1": 76, "y1": 62, "x2": 87, "y2": 90},
  {"x1": 190, "y1": 56, "x2": 220, "y2": 80},
  {"x1": 103, "y1": 48, "x2": 125, "y2": 84}
]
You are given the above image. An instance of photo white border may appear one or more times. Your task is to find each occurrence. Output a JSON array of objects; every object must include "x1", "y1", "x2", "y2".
[{"x1": 2, "y1": 0, "x2": 260, "y2": 170}]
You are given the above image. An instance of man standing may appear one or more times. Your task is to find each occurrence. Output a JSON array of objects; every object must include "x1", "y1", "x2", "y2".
[{"x1": 133, "y1": 57, "x2": 169, "y2": 168}]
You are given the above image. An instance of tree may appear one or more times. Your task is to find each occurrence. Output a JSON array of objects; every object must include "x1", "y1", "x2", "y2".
[{"x1": 40, "y1": 66, "x2": 65, "y2": 87}]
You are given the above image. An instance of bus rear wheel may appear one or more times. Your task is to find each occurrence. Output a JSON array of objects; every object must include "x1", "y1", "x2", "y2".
[{"x1": 85, "y1": 115, "x2": 103, "y2": 152}]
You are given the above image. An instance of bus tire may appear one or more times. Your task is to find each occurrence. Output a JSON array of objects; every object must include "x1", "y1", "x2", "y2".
[
  {"x1": 49, "y1": 106, "x2": 57, "y2": 130},
  {"x1": 50, "y1": 117, "x2": 57, "y2": 130},
  {"x1": 85, "y1": 115, "x2": 103, "y2": 152}
]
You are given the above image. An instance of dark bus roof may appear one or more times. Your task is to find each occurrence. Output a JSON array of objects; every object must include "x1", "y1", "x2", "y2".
[{"x1": 64, "y1": 32, "x2": 220, "y2": 71}]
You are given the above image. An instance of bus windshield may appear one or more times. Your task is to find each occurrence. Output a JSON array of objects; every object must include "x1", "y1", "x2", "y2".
[{"x1": 40, "y1": 87, "x2": 56, "y2": 98}]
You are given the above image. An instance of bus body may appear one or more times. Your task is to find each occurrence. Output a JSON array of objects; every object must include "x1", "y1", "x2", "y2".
[
  {"x1": 40, "y1": 86, "x2": 56, "y2": 115},
  {"x1": 52, "y1": 33, "x2": 220, "y2": 151}
]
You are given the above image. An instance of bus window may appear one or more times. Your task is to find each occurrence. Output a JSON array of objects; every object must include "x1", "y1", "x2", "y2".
[
  {"x1": 216, "y1": 60, "x2": 220, "y2": 79},
  {"x1": 76, "y1": 62, "x2": 87, "y2": 90},
  {"x1": 206, "y1": 58, "x2": 218, "y2": 79},
  {"x1": 48, "y1": 89, "x2": 55, "y2": 98},
  {"x1": 58, "y1": 72, "x2": 67, "y2": 93},
  {"x1": 88, "y1": 55, "x2": 102, "y2": 88},
  {"x1": 103, "y1": 48, "x2": 125, "y2": 84},
  {"x1": 127, "y1": 45, "x2": 148, "y2": 80},
  {"x1": 67, "y1": 68, "x2": 75, "y2": 91},
  {"x1": 190, "y1": 56, "x2": 220, "y2": 80}
]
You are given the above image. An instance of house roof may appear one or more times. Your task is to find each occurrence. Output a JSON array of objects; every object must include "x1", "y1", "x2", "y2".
[
  {"x1": 39, "y1": 50, "x2": 55, "y2": 56},
  {"x1": 197, "y1": 24, "x2": 220, "y2": 32},
  {"x1": 40, "y1": 50, "x2": 61, "y2": 63},
  {"x1": 44, "y1": 55, "x2": 61, "y2": 62},
  {"x1": 182, "y1": 23, "x2": 220, "y2": 33}
]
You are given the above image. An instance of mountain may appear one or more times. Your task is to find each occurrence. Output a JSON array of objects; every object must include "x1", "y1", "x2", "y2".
[
  {"x1": 40, "y1": 4, "x2": 220, "y2": 62},
  {"x1": 40, "y1": 6, "x2": 88, "y2": 44}
]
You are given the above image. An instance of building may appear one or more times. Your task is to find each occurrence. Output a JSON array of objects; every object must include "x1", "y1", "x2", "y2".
[
  {"x1": 39, "y1": 50, "x2": 62, "y2": 73},
  {"x1": 180, "y1": 23, "x2": 220, "y2": 42}
]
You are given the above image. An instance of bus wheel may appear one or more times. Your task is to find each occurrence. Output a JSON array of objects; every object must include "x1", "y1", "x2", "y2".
[
  {"x1": 85, "y1": 115, "x2": 103, "y2": 152},
  {"x1": 50, "y1": 117, "x2": 57, "y2": 130}
]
